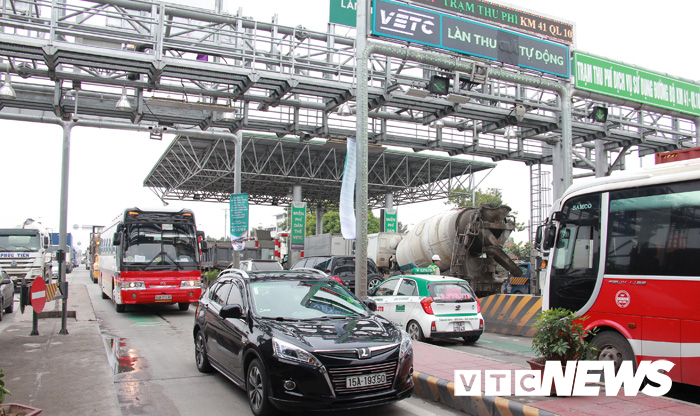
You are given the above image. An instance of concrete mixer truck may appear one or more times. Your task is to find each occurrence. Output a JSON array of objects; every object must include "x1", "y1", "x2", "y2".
[{"x1": 393, "y1": 204, "x2": 522, "y2": 296}]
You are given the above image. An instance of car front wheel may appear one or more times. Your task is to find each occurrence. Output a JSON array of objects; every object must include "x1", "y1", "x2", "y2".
[
  {"x1": 247, "y1": 358, "x2": 275, "y2": 416},
  {"x1": 367, "y1": 277, "x2": 383, "y2": 291},
  {"x1": 5, "y1": 297, "x2": 13, "y2": 314}
]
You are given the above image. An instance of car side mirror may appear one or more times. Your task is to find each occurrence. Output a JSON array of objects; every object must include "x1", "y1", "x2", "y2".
[
  {"x1": 220, "y1": 304, "x2": 243, "y2": 319},
  {"x1": 113, "y1": 231, "x2": 122, "y2": 246},
  {"x1": 1, "y1": 278, "x2": 11, "y2": 285},
  {"x1": 363, "y1": 298, "x2": 377, "y2": 312}
]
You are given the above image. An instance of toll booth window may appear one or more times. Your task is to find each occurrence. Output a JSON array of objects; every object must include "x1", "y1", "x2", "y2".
[
  {"x1": 549, "y1": 194, "x2": 601, "y2": 311},
  {"x1": 606, "y1": 181, "x2": 700, "y2": 277}
]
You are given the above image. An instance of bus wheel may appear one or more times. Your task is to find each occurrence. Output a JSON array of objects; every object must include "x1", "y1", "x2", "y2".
[
  {"x1": 178, "y1": 303, "x2": 190, "y2": 311},
  {"x1": 591, "y1": 331, "x2": 636, "y2": 373},
  {"x1": 116, "y1": 303, "x2": 126, "y2": 313}
]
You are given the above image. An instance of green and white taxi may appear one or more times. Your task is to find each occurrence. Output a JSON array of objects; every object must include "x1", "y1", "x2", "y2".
[{"x1": 368, "y1": 274, "x2": 483, "y2": 343}]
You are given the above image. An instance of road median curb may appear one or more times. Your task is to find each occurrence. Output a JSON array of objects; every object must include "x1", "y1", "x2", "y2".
[{"x1": 412, "y1": 370, "x2": 558, "y2": 416}]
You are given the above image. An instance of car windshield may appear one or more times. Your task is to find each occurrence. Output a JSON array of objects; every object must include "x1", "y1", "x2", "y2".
[
  {"x1": 428, "y1": 282, "x2": 476, "y2": 303},
  {"x1": 250, "y1": 279, "x2": 368, "y2": 320}
]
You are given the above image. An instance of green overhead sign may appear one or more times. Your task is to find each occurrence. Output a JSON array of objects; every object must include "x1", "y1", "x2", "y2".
[
  {"x1": 329, "y1": 0, "x2": 357, "y2": 27},
  {"x1": 573, "y1": 52, "x2": 700, "y2": 117}
]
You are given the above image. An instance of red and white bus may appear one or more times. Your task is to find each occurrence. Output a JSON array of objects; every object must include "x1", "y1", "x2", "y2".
[
  {"x1": 538, "y1": 158, "x2": 700, "y2": 386},
  {"x1": 99, "y1": 208, "x2": 204, "y2": 313}
]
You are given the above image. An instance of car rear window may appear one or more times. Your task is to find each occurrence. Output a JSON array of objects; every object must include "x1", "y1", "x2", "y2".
[
  {"x1": 252, "y1": 261, "x2": 283, "y2": 271},
  {"x1": 428, "y1": 282, "x2": 476, "y2": 303},
  {"x1": 330, "y1": 258, "x2": 380, "y2": 274}
]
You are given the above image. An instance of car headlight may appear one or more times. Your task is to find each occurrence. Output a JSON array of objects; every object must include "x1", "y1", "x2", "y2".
[
  {"x1": 272, "y1": 338, "x2": 322, "y2": 367},
  {"x1": 399, "y1": 330, "x2": 412, "y2": 359},
  {"x1": 181, "y1": 280, "x2": 201, "y2": 288},
  {"x1": 118, "y1": 281, "x2": 146, "y2": 290}
]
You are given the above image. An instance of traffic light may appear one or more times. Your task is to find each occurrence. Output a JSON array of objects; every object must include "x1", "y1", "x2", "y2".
[
  {"x1": 590, "y1": 106, "x2": 608, "y2": 123},
  {"x1": 427, "y1": 75, "x2": 450, "y2": 95}
]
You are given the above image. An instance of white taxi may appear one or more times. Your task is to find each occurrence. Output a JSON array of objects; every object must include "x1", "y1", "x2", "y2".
[{"x1": 368, "y1": 274, "x2": 484, "y2": 343}]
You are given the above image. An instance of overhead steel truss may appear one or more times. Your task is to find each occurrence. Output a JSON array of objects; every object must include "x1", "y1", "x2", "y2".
[
  {"x1": 144, "y1": 133, "x2": 493, "y2": 209},
  {"x1": 0, "y1": 0, "x2": 697, "y2": 212}
]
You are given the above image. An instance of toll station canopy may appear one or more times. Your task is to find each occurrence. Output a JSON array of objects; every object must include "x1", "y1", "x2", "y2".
[{"x1": 144, "y1": 133, "x2": 494, "y2": 209}]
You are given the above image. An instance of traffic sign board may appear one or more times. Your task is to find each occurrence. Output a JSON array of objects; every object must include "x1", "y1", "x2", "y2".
[{"x1": 31, "y1": 278, "x2": 47, "y2": 313}]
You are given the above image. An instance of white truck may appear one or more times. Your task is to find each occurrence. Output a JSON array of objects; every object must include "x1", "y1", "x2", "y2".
[{"x1": 0, "y1": 219, "x2": 53, "y2": 290}]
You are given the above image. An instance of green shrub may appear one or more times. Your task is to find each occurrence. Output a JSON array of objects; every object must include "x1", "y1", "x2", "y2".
[
  {"x1": 202, "y1": 270, "x2": 220, "y2": 283},
  {"x1": 532, "y1": 308, "x2": 596, "y2": 361},
  {"x1": 0, "y1": 368, "x2": 11, "y2": 403}
]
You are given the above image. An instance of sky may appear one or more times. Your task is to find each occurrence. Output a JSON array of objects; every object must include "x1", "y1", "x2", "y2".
[{"x1": 1, "y1": 0, "x2": 698, "y2": 250}]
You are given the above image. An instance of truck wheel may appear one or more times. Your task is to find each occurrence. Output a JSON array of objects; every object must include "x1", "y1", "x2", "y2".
[
  {"x1": 115, "y1": 303, "x2": 126, "y2": 313},
  {"x1": 178, "y1": 303, "x2": 190, "y2": 311},
  {"x1": 406, "y1": 320, "x2": 425, "y2": 342}
]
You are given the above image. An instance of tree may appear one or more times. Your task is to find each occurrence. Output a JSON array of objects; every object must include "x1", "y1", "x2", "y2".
[
  {"x1": 277, "y1": 208, "x2": 380, "y2": 235},
  {"x1": 446, "y1": 187, "x2": 525, "y2": 232},
  {"x1": 504, "y1": 239, "x2": 532, "y2": 262},
  {"x1": 320, "y1": 210, "x2": 380, "y2": 234},
  {"x1": 446, "y1": 186, "x2": 504, "y2": 207}
]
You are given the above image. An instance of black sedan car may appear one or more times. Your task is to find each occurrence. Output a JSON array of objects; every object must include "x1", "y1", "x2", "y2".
[{"x1": 193, "y1": 270, "x2": 413, "y2": 415}]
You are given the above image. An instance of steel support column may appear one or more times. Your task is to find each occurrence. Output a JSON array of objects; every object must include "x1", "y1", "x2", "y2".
[
  {"x1": 354, "y1": 0, "x2": 369, "y2": 299},
  {"x1": 232, "y1": 130, "x2": 242, "y2": 269},
  {"x1": 58, "y1": 120, "x2": 74, "y2": 335}
]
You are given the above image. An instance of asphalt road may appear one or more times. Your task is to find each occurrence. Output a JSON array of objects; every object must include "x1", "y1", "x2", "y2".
[{"x1": 72, "y1": 268, "x2": 458, "y2": 416}]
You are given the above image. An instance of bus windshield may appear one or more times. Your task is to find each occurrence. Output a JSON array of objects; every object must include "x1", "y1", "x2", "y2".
[{"x1": 122, "y1": 223, "x2": 197, "y2": 270}]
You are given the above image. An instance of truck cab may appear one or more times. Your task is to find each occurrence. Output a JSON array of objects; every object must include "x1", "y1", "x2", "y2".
[
  {"x1": 504, "y1": 262, "x2": 531, "y2": 294},
  {"x1": 0, "y1": 221, "x2": 52, "y2": 290}
]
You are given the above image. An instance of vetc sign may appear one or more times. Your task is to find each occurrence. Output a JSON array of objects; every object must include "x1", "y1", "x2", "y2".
[{"x1": 372, "y1": 0, "x2": 569, "y2": 78}]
